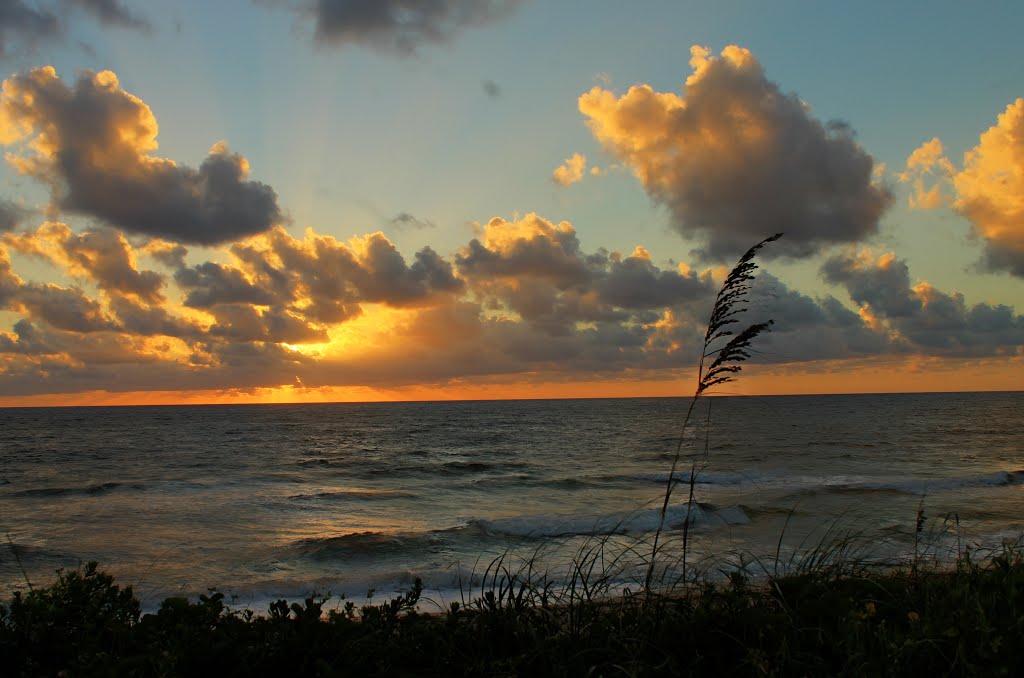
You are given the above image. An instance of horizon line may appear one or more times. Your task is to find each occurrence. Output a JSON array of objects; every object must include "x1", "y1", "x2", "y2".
[{"x1": 1, "y1": 388, "x2": 1021, "y2": 410}]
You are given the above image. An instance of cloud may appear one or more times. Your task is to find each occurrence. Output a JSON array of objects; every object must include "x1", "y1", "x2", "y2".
[
  {"x1": 5, "y1": 222, "x2": 165, "y2": 302},
  {"x1": 1, "y1": 211, "x2": 1020, "y2": 397},
  {"x1": 455, "y1": 214, "x2": 592, "y2": 288},
  {"x1": 390, "y1": 211, "x2": 436, "y2": 230},
  {"x1": 174, "y1": 262, "x2": 276, "y2": 309},
  {"x1": 953, "y1": 99, "x2": 1024, "y2": 276},
  {"x1": 0, "y1": 199, "x2": 26, "y2": 231},
  {"x1": 172, "y1": 226, "x2": 463, "y2": 337},
  {"x1": 821, "y1": 250, "x2": 921, "y2": 318},
  {"x1": 0, "y1": 1, "x2": 59, "y2": 56},
  {"x1": 455, "y1": 214, "x2": 716, "y2": 336},
  {"x1": 64, "y1": 0, "x2": 151, "y2": 30},
  {"x1": 0, "y1": 67, "x2": 283, "y2": 245},
  {"x1": 898, "y1": 137, "x2": 954, "y2": 209},
  {"x1": 482, "y1": 79, "x2": 501, "y2": 99},
  {"x1": 822, "y1": 250, "x2": 1024, "y2": 356},
  {"x1": 0, "y1": 0, "x2": 149, "y2": 57},
  {"x1": 901, "y1": 100, "x2": 1024, "y2": 277},
  {"x1": 207, "y1": 304, "x2": 328, "y2": 345},
  {"x1": 579, "y1": 45, "x2": 892, "y2": 261},
  {"x1": 288, "y1": 0, "x2": 524, "y2": 55},
  {"x1": 9, "y1": 281, "x2": 118, "y2": 333},
  {"x1": 552, "y1": 152, "x2": 587, "y2": 187}
]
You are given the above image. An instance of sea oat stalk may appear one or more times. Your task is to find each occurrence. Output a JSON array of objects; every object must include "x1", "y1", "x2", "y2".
[{"x1": 644, "y1": 233, "x2": 782, "y2": 593}]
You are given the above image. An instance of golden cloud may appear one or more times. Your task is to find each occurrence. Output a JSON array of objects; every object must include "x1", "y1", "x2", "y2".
[
  {"x1": 552, "y1": 152, "x2": 587, "y2": 187},
  {"x1": 579, "y1": 45, "x2": 892, "y2": 260}
]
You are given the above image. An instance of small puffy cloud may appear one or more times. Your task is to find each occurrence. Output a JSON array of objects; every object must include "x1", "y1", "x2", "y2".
[
  {"x1": 579, "y1": 45, "x2": 892, "y2": 261},
  {"x1": 482, "y1": 79, "x2": 501, "y2": 99},
  {"x1": 899, "y1": 137, "x2": 954, "y2": 209},
  {"x1": 390, "y1": 211, "x2": 436, "y2": 230},
  {"x1": 552, "y1": 152, "x2": 587, "y2": 187},
  {"x1": 290, "y1": 0, "x2": 524, "y2": 55},
  {"x1": 0, "y1": 67, "x2": 283, "y2": 245}
]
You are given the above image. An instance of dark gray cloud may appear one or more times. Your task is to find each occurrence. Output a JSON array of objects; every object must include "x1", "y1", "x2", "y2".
[
  {"x1": 231, "y1": 227, "x2": 463, "y2": 314},
  {"x1": 0, "y1": 0, "x2": 149, "y2": 57},
  {"x1": 12, "y1": 282, "x2": 117, "y2": 333},
  {"x1": 821, "y1": 252, "x2": 920, "y2": 317},
  {"x1": 0, "y1": 0, "x2": 59, "y2": 56},
  {"x1": 1, "y1": 67, "x2": 283, "y2": 245},
  {"x1": 749, "y1": 273, "x2": 892, "y2": 362},
  {"x1": 822, "y1": 252, "x2": 1024, "y2": 357},
  {"x1": 64, "y1": 0, "x2": 150, "y2": 30},
  {"x1": 390, "y1": 211, "x2": 436, "y2": 230},
  {"x1": 175, "y1": 262, "x2": 277, "y2": 309},
  {"x1": 208, "y1": 304, "x2": 329, "y2": 345},
  {"x1": 307, "y1": 0, "x2": 524, "y2": 54},
  {"x1": 106, "y1": 295, "x2": 200, "y2": 338},
  {"x1": 580, "y1": 45, "x2": 892, "y2": 262}
]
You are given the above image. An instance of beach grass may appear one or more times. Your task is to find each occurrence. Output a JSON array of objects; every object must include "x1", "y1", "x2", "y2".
[{"x1": 3, "y1": 542, "x2": 1024, "y2": 676}]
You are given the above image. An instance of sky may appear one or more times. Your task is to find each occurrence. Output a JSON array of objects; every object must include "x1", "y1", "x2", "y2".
[{"x1": 0, "y1": 0, "x2": 1022, "y2": 406}]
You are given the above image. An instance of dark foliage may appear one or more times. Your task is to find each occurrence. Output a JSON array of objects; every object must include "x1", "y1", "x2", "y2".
[{"x1": 3, "y1": 550, "x2": 1024, "y2": 676}]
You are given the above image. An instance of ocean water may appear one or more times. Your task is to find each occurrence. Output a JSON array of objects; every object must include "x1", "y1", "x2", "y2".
[{"x1": 1, "y1": 393, "x2": 1022, "y2": 610}]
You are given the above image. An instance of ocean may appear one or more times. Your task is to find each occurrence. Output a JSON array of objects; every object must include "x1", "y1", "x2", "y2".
[{"x1": 1, "y1": 392, "x2": 1022, "y2": 611}]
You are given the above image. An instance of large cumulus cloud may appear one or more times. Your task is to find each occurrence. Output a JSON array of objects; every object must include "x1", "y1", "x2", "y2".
[
  {"x1": 579, "y1": 45, "x2": 892, "y2": 261},
  {"x1": 0, "y1": 67, "x2": 283, "y2": 245}
]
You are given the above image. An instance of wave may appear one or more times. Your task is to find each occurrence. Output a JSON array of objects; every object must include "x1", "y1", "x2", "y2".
[
  {"x1": 2, "y1": 540, "x2": 76, "y2": 566},
  {"x1": 11, "y1": 481, "x2": 144, "y2": 498},
  {"x1": 291, "y1": 531, "x2": 448, "y2": 561},
  {"x1": 288, "y1": 503, "x2": 749, "y2": 561},
  {"x1": 470, "y1": 502, "x2": 749, "y2": 539},
  {"x1": 619, "y1": 469, "x2": 1024, "y2": 495},
  {"x1": 288, "y1": 488, "x2": 416, "y2": 502}
]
